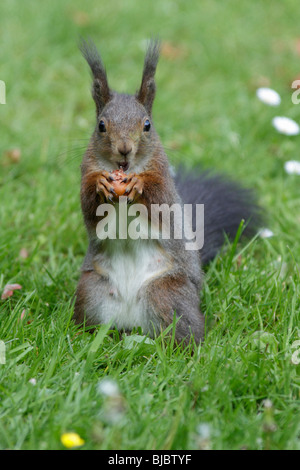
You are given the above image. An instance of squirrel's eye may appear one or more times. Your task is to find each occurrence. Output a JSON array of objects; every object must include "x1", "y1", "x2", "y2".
[
  {"x1": 99, "y1": 120, "x2": 106, "y2": 133},
  {"x1": 143, "y1": 119, "x2": 151, "y2": 132}
]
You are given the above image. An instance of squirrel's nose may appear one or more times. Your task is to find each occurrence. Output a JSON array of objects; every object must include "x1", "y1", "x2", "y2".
[{"x1": 117, "y1": 143, "x2": 132, "y2": 158}]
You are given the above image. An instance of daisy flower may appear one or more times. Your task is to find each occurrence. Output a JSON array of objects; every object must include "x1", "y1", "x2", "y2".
[
  {"x1": 284, "y1": 160, "x2": 300, "y2": 175},
  {"x1": 256, "y1": 87, "x2": 281, "y2": 106},
  {"x1": 272, "y1": 116, "x2": 300, "y2": 136},
  {"x1": 259, "y1": 228, "x2": 274, "y2": 239}
]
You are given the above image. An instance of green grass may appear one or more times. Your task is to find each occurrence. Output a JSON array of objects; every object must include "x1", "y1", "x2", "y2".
[{"x1": 0, "y1": 0, "x2": 300, "y2": 450}]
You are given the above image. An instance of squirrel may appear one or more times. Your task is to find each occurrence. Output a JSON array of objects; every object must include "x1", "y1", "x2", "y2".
[{"x1": 73, "y1": 39, "x2": 261, "y2": 345}]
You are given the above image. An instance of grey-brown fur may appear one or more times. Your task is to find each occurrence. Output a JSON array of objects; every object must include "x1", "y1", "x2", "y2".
[
  {"x1": 136, "y1": 39, "x2": 161, "y2": 113},
  {"x1": 73, "y1": 39, "x2": 261, "y2": 345},
  {"x1": 79, "y1": 38, "x2": 111, "y2": 114}
]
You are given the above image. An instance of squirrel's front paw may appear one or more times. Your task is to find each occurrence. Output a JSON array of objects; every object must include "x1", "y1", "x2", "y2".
[
  {"x1": 124, "y1": 173, "x2": 144, "y2": 203},
  {"x1": 96, "y1": 170, "x2": 117, "y2": 203}
]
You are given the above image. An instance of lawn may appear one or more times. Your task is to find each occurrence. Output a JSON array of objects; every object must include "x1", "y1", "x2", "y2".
[{"x1": 0, "y1": 0, "x2": 299, "y2": 450}]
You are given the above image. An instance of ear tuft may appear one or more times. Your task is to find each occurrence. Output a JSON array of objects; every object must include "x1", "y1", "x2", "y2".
[
  {"x1": 137, "y1": 39, "x2": 161, "y2": 113},
  {"x1": 79, "y1": 37, "x2": 112, "y2": 114}
]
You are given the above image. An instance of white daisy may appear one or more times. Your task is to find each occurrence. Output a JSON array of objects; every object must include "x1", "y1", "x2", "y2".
[
  {"x1": 97, "y1": 378, "x2": 120, "y2": 398},
  {"x1": 256, "y1": 87, "x2": 281, "y2": 106},
  {"x1": 259, "y1": 228, "x2": 274, "y2": 239},
  {"x1": 284, "y1": 160, "x2": 300, "y2": 175},
  {"x1": 272, "y1": 116, "x2": 300, "y2": 136}
]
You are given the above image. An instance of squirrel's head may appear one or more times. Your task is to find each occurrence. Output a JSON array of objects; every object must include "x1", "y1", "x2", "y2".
[{"x1": 80, "y1": 39, "x2": 160, "y2": 172}]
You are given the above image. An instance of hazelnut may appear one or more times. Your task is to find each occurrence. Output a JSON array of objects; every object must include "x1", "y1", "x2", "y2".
[{"x1": 111, "y1": 169, "x2": 127, "y2": 197}]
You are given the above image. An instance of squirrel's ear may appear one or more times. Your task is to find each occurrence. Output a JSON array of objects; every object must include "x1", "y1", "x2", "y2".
[
  {"x1": 79, "y1": 38, "x2": 112, "y2": 114},
  {"x1": 136, "y1": 39, "x2": 160, "y2": 114}
]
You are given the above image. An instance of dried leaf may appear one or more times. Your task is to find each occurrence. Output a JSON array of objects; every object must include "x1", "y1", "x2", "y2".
[
  {"x1": 1, "y1": 283, "x2": 22, "y2": 300},
  {"x1": 71, "y1": 10, "x2": 90, "y2": 26},
  {"x1": 19, "y1": 248, "x2": 29, "y2": 259},
  {"x1": 161, "y1": 41, "x2": 186, "y2": 60},
  {"x1": 4, "y1": 148, "x2": 21, "y2": 163}
]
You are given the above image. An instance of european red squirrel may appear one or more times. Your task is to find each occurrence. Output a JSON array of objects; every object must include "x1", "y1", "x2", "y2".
[{"x1": 73, "y1": 39, "x2": 261, "y2": 344}]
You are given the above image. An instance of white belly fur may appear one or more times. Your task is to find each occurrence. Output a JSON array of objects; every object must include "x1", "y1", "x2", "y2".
[
  {"x1": 93, "y1": 238, "x2": 170, "y2": 333},
  {"x1": 91, "y1": 201, "x2": 171, "y2": 332}
]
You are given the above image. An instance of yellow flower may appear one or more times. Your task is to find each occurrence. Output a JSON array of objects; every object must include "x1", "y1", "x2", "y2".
[{"x1": 60, "y1": 432, "x2": 85, "y2": 449}]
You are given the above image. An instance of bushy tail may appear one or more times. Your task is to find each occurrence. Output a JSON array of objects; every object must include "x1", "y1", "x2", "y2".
[{"x1": 174, "y1": 169, "x2": 263, "y2": 264}]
